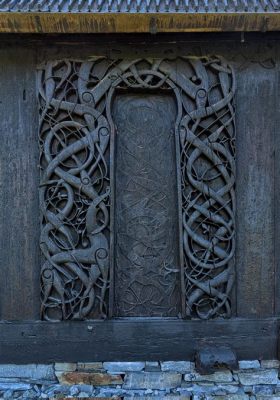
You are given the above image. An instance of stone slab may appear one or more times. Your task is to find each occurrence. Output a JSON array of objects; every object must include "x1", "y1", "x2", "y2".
[
  {"x1": 55, "y1": 363, "x2": 77, "y2": 372},
  {"x1": 184, "y1": 370, "x2": 233, "y2": 383},
  {"x1": 58, "y1": 372, "x2": 123, "y2": 386},
  {"x1": 256, "y1": 397, "x2": 280, "y2": 400},
  {"x1": 123, "y1": 397, "x2": 190, "y2": 400},
  {"x1": 238, "y1": 369, "x2": 278, "y2": 385},
  {"x1": 103, "y1": 362, "x2": 145, "y2": 372},
  {"x1": 161, "y1": 361, "x2": 194, "y2": 373},
  {"x1": 214, "y1": 384, "x2": 240, "y2": 394},
  {"x1": 50, "y1": 398, "x2": 122, "y2": 400},
  {"x1": 145, "y1": 361, "x2": 160, "y2": 371},
  {"x1": 0, "y1": 383, "x2": 32, "y2": 390},
  {"x1": 206, "y1": 396, "x2": 250, "y2": 400},
  {"x1": 0, "y1": 364, "x2": 55, "y2": 381},
  {"x1": 238, "y1": 360, "x2": 261, "y2": 369},
  {"x1": 260, "y1": 360, "x2": 280, "y2": 369},
  {"x1": 77, "y1": 363, "x2": 104, "y2": 371},
  {"x1": 123, "y1": 372, "x2": 182, "y2": 390}
]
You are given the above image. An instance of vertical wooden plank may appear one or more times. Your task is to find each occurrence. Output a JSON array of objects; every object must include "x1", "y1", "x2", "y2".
[
  {"x1": 274, "y1": 42, "x2": 280, "y2": 316},
  {"x1": 235, "y1": 61, "x2": 276, "y2": 317},
  {"x1": 0, "y1": 47, "x2": 40, "y2": 320}
]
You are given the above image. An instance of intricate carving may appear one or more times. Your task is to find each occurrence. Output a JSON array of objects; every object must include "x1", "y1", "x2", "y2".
[
  {"x1": 180, "y1": 58, "x2": 236, "y2": 319},
  {"x1": 113, "y1": 94, "x2": 181, "y2": 317},
  {"x1": 38, "y1": 61, "x2": 111, "y2": 320},
  {"x1": 38, "y1": 57, "x2": 235, "y2": 320}
]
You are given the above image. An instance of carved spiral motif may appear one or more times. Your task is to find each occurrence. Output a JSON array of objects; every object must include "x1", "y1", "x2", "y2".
[{"x1": 38, "y1": 57, "x2": 235, "y2": 320}]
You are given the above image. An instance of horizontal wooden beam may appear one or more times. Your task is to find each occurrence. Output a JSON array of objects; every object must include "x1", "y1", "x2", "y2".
[
  {"x1": 0, "y1": 318, "x2": 278, "y2": 363},
  {"x1": 0, "y1": 12, "x2": 279, "y2": 34}
]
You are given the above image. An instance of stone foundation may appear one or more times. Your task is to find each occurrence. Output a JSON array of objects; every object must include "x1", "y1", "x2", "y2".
[{"x1": 0, "y1": 360, "x2": 279, "y2": 399}]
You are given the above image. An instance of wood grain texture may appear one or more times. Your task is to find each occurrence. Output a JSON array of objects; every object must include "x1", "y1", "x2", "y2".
[
  {"x1": 0, "y1": 48, "x2": 40, "y2": 320},
  {"x1": 235, "y1": 62, "x2": 276, "y2": 317},
  {"x1": 274, "y1": 42, "x2": 280, "y2": 315},
  {"x1": 114, "y1": 94, "x2": 181, "y2": 317},
  {"x1": 0, "y1": 318, "x2": 277, "y2": 362},
  {"x1": 0, "y1": 13, "x2": 279, "y2": 34},
  {"x1": 0, "y1": 38, "x2": 278, "y2": 365}
]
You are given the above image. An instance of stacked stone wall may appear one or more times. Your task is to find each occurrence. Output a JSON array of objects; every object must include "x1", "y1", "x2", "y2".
[{"x1": 0, "y1": 360, "x2": 279, "y2": 399}]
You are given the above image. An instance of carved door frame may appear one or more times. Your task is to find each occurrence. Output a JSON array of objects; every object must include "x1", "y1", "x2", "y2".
[{"x1": 39, "y1": 57, "x2": 235, "y2": 322}]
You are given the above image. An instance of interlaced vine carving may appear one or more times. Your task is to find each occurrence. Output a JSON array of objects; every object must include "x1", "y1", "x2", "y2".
[
  {"x1": 38, "y1": 61, "x2": 111, "y2": 320},
  {"x1": 180, "y1": 59, "x2": 236, "y2": 319},
  {"x1": 38, "y1": 56, "x2": 235, "y2": 320}
]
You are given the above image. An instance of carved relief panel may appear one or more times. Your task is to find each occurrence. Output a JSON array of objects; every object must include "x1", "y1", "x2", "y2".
[
  {"x1": 113, "y1": 94, "x2": 181, "y2": 317},
  {"x1": 38, "y1": 57, "x2": 235, "y2": 321}
]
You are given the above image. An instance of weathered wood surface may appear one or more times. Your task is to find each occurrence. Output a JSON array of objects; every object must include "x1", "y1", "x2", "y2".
[
  {"x1": 114, "y1": 94, "x2": 181, "y2": 317},
  {"x1": 235, "y1": 62, "x2": 276, "y2": 317},
  {"x1": 0, "y1": 38, "x2": 279, "y2": 363},
  {"x1": 274, "y1": 45, "x2": 280, "y2": 315},
  {"x1": 0, "y1": 318, "x2": 278, "y2": 362},
  {"x1": 0, "y1": 13, "x2": 279, "y2": 34},
  {"x1": 0, "y1": 48, "x2": 40, "y2": 320},
  {"x1": 28, "y1": 34, "x2": 278, "y2": 66}
]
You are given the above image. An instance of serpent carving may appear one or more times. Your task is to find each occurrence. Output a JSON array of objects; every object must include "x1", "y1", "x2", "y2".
[
  {"x1": 180, "y1": 60, "x2": 236, "y2": 319},
  {"x1": 38, "y1": 57, "x2": 235, "y2": 320}
]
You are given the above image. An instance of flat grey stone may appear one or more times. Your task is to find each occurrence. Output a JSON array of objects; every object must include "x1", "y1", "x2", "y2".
[
  {"x1": 55, "y1": 363, "x2": 76, "y2": 372},
  {"x1": 0, "y1": 383, "x2": 32, "y2": 390},
  {"x1": 238, "y1": 369, "x2": 278, "y2": 385},
  {"x1": 260, "y1": 360, "x2": 280, "y2": 369},
  {"x1": 256, "y1": 397, "x2": 280, "y2": 400},
  {"x1": 73, "y1": 384, "x2": 93, "y2": 394},
  {"x1": 78, "y1": 392, "x2": 90, "y2": 397},
  {"x1": 77, "y1": 362, "x2": 103, "y2": 371},
  {"x1": 179, "y1": 383, "x2": 221, "y2": 394},
  {"x1": 0, "y1": 364, "x2": 55, "y2": 381},
  {"x1": 103, "y1": 362, "x2": 145, "y2": 372},
  {"x1": 96, "y1": 388, "x2": 129, "y2": 396},
  {"x1": 161, "y1": 361, "x2": 194, "y2": 373},
  {"x1": 206, "y1": 396, "x2": 250, "y2": 400},
  {"x1": 123, "y1": 372, "x2": 182, "y2": 389},
  {"x1": 238, "y1": 360, "x2": 260, "y2": 369},
  {"x1": 214, "y1": 384, "x2": 240, "y2": 394},
  {"x1": 123, "y1": 397, "x2": 190, "y2": 400},
  {"x1": 145, "y1": 362, "x2": 160, "y2": 371},
  {"x1": 184, "y1": 370, "x2": 233, "y2": 383},
  {"x1": 252, "y1": 385, "x2": 274, "y2": 395},
  {"x1": 184, "y1": 382, "x2": 239, "y2": 396}
]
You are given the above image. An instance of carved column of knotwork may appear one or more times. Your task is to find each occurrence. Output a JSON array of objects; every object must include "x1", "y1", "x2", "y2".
[
  {"x1": 179, "y1": 57, "x2": 236, "y2": 319},
  {"x1": 38, "y1": 57, "x2": 235, "y2": 321},
  {"x1": 38, "y1": 61, "x2": 111, "y2": 321}
]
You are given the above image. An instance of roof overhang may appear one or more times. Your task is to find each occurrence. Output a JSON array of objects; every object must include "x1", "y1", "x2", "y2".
[{"x1": 0, "y1": 11, "x2": 279, "y2": 33}]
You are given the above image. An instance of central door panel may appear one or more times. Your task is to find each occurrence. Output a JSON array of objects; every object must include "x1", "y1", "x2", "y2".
[{"x1": 113, "y1": 94, "x2": 181, "y2": 317}]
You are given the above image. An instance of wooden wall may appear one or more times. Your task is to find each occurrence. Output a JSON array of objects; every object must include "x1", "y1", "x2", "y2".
[
  {"x1": 0, "y1": 33, "x2": 279, "y2": 361},
  {"x1": 0, "y1": 47, "x2": 40, "y2": 320}
]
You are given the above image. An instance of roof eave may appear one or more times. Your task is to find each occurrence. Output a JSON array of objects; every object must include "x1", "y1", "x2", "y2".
[{"x1": 0, "y1": 11, "x2": 279, "y2": 33}]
